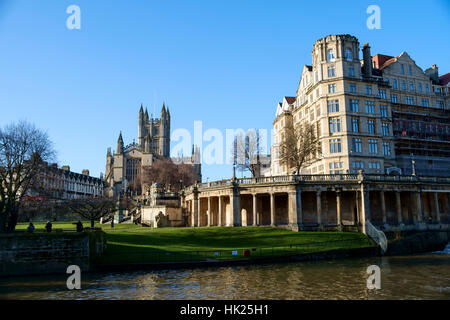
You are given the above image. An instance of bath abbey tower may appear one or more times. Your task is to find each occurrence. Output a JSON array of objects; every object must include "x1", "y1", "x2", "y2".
[
  {"x1": 105, "y1": 104, "x2": 201, "y2": 196},
  {"x1": 138, "y1": 103, "x2": 170, "y2": 157}
]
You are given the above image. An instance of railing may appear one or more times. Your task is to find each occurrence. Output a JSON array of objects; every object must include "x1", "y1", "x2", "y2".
[
  {"x1": 95, "y1": 239, "x2": 372, "y2": 265},
  {"x1": 182, "y1": 173, "x2": 450, "y2": 194},
  {"x1": 365, "y1": 220, "x2": 388, "y2": 255}
]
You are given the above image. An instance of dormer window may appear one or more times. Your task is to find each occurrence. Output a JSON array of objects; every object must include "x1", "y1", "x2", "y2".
[
  {"x1": 327, "y1": 49, "x2": 335, "y2": 62},
  {"x1": 345, "y1": 48, "x2": 353, "y2": 61}
]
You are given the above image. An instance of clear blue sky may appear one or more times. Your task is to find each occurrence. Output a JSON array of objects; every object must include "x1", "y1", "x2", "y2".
[{"x1": 1, "y1": 0, "x2": 449, "y2": 181}]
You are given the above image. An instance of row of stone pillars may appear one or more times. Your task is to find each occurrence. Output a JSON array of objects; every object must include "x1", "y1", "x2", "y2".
[
  {"x1": 184, "y1": 187, "x2": 305, "y2": 231},
  {"x1": 183, "y1": 190, "x2": 351, "y2": 231},
  {"x1": 183, "y1": 187, "x2": 448, "y2": 231}
]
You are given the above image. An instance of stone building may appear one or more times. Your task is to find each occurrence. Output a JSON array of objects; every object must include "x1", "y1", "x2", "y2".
[
  {"x1": 271, "y1": 34, "x2": 450, "y2": 176},
  {"x1": 26, "y1": 164, "x2": 104, "y2": 200},
  {"x1": 105, "y1": 104, "x2": 202, "y2": 196},
  {"x1": 182, "y1": 173, "x2": 450, "y2": 234},
  {"x1": 140, "y1": 183, "x2": 184, "y2": 227}
]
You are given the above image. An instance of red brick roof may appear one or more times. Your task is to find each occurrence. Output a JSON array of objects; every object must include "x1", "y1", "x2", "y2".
[
  {"x1": 285, "y1": 96, "x2": 296, "y2": 104},
  {"x1": 439, "y1": 72, "x2": 450, "y2": 86},
  {"x1": 372, "y1": 54, "x2": 394, "y2": 69}
]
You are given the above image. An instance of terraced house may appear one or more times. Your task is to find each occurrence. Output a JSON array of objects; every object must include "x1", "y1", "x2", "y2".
[
  {"x1": 26, "y1": 164, "x2": 104, "y2": 200},
  {"x1": 272, "y1": 34, "x2": 450, "y2": 176}
]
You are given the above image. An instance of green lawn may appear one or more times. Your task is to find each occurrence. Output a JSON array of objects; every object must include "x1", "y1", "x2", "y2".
[{"x1": 15, "y1": 221, "x2": 373, "y2": 264}]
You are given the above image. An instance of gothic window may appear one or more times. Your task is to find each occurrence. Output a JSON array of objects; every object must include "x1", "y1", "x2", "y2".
[
  {"x1": 126, "y1": 158, "x2": 141, "y2": 184},
  {"x1": 327, "y1": 49, "x2": 335, "y2": 61},
  {"x1": 345, "y1": 48, "x2": 353, "y2": 61}
]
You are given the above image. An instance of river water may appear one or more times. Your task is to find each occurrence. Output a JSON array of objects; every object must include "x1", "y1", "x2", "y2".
[{"x1": 1, "y1": 245, "x2": 449, "y2": 300}]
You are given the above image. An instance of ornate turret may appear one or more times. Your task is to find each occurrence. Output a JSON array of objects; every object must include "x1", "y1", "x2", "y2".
[
  {"x1": 159, "y1": 103, "x2": 167, "y2": 156},
  {"x1": 144, "y1": 133, "x2": 151, "y2": 153},
  {"x1": 116, "y1": 131, "x2": 124, "y2": 154},
  {"x1": 138, "y1": 105, "x2": 145, "y2": 148},
  {"x1": 144, "y1": 108, "x2": 149, "y2": 122}
]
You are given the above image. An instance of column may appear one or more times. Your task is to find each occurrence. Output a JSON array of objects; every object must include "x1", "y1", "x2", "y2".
[
  {"x1": 207, "y1": 197, "x2": 211, "y2": 227},
  {"x1": 316, "y1": 191, "x2": 323, "y2": 230},
  {"x1": 189, "y1": 200, "x2": 193, "y2": 227},
  {"x1": 252, "y1": 194, "x2": 258, "y2": 226},
  {"x1": 193, "y1": 195, "x2": 199, "y2": 227},
  {"x1": 270, "y1": 192, "x2": 275, "y2": 226},
  {"x1": 218, "y1": 196, "x2": 222, "y2": 227},
  {"x1": 198, "y1": 198, "x2": 202, "y2": 227},
  {"x1": 360, "y1": 186, "x2": 370, "y2": 234},
  {"x1": 355, "y1": 190, "x2": 361, "y2": 226},
  {"x1": 336, "y1": 190, "x2": 342, "y2": 231},
  {"x1": 413, "y1": 191, "x2": 422, "y2": 224},
  {"x1": 434, "y1": 192, "x2": 441, "y2": 223},
  {"x1": 230, "y1": 188, "x2": 241, "y2": 227},
  {"x1": 396, "y1": 191, "x2": 403, "y2": 226},
  {"x1": 288, "y1": 187, "x2": 303, "y2": 231},
  {"x1": 380, "y1": 191, "x2": 387, "y2": 225}
]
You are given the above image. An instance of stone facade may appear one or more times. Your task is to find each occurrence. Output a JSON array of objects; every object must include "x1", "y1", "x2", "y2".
[
  {"x1": 0, "y1": 230, "x2": 106, "y2": 277},
  {"x1": 105, "y1": 104, "x2": 202, "y2": 196},
  {"x1": 271, "y1": 34, "x2": 450, "y2": 176},
  {"x1": 140, "y1": 184, "x2": 184, "y2": 227},
  {"x1": 26, "y1": 163, "x2": 104, "y2": 200},
  {"x1": 182, "y1": 173, "x2": 450, "y2": 234}
]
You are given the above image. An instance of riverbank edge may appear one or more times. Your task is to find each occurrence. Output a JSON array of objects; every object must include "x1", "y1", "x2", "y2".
[
  {"x1": 90, "y1": 245, "x2": 380, "y2": 274},
  {"x1": 91, "y1": 231, "x2": 450, "y2": 274}
]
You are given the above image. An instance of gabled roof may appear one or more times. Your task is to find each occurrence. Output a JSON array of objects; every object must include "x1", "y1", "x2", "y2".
[
  {"x1": 275, "y1": 96, "x2": 296, "y2": 117},
  {"x1": 285, "y1": 96, "x2": 296, "y2": 104},
  {"x1": 439, "y1": 72, "x2": 450, "y2": 86},
  {"x1": 372, "y1": 54, "x2": 394, "y2": 69}
]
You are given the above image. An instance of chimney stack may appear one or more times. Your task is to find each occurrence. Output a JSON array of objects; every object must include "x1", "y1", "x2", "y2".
[
  {"x1": 82, "y1": 169, "x2": 90, "y2": 176},
  {"x1": 362, "y1": 43, "x2": 373, "y2": 77},
  {"x1": 425, "y1": 64, "x2": 439, "y2": 83}
]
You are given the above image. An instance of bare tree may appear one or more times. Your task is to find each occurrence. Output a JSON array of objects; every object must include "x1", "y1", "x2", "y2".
[
  {"x1": 63, "y1": 197, "x2": 116, "y2": 228},
  {"x1": 231, "y1": 130, "x2": 265, "y2": 178},
  {"x1": 141, "y1": 158, "x2": 197, "y2": 193},
  {"x1": 0, "y1": 121, "x2": 55, "y2": 232},
  {"x1": 278, "y1": 122, "x2": 318, "y2": 175},
  {"x1": 128, "y1": 175, "x2": 142, "y2": 196}
]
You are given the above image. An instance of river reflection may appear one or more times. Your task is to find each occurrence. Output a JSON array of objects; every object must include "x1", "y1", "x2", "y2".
[{"x1": 1, "y1": 249, "x2": 449, "y2": 300}]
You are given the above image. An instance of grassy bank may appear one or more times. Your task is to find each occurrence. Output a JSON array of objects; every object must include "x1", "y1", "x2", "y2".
[{"x1": 15, "y1": 221, "x2": 373, "y2": 264}]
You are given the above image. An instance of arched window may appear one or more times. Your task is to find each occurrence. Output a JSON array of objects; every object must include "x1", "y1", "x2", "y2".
[
  {"x1": 327, "y1": 49, "x2": 335, "y2": 61},
  {"x1": 345, "y1": 48, "x2": 353, "y2": 61}
]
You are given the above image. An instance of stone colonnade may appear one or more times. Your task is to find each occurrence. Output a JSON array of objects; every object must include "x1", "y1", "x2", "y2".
[{"x1": 182, "y1": 182, "x2": 450, "y2": 232}]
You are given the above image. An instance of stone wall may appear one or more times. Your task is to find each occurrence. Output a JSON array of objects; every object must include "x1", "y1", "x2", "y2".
[
  {"x1": 141, "y1": 205, "x2": 183, "y2": 227},
  {"x1": 385, "y1": 231, "x2": 449, "y2": 256},
  {"x1": 0, "y1": 230, "x2": 106, "y2": 277}
]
